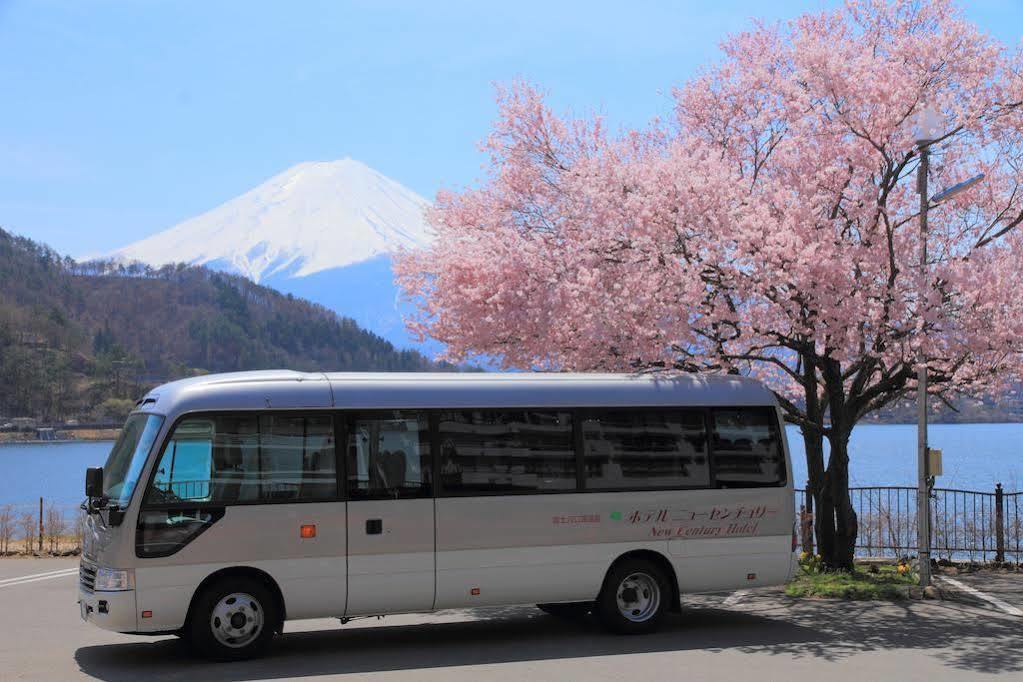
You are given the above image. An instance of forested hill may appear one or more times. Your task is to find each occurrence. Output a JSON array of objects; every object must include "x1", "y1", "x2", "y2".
[{"x1": 0, "y1": 228, "x2": 441, "y2": 422}]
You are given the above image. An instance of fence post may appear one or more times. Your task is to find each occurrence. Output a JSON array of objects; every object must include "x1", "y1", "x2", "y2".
[
  {"x1": 995, "y1": 483, "x2": 1005, "y2": 564},
  {"x1": 802, "y1": 480, "x2": 814, "y2": 554},
  {"x1": 38, "y1": 497, "x2": 43, "y2": 553}
]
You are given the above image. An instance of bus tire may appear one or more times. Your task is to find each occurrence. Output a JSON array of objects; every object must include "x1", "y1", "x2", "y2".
[
  {"x1": 536, "y1": 602, "x2": 593, "y2": 620},
  {"x1": 188, "y1": 577, "x2": 277, "y2": 661},
  {"x1": 596, "y1": 558, "x2": 670, "y2": 635}
]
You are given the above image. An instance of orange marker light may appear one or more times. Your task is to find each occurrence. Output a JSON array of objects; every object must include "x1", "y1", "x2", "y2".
[
  {"x1": 300, "y1": 524, "x2": 317, "y2": 539},
  {"x1": 141, "y1": 610, "x2": 153, "y2": 619}
]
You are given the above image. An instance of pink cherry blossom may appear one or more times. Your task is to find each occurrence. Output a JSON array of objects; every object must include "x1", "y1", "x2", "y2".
[{"x1": 395, "y1": 0, "x2": 1023, "y2": 568}]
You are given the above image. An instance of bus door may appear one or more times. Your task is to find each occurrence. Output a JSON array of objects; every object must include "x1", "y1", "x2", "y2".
[
  {"x1": 344, "y1": 412, "x2": 435, "y2": 615},
  {"x1": 135, "y1": 413, "x2": 347, "y2": 629}
]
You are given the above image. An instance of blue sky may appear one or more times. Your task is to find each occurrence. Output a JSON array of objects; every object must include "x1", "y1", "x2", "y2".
[{"x1": 1, "y1": 0, "x2": 1021, "y2": 257}]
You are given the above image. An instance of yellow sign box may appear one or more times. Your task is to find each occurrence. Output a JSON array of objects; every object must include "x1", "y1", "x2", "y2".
[{"x1": 927, "y1": 448, "x2": 943, "y2": 477}]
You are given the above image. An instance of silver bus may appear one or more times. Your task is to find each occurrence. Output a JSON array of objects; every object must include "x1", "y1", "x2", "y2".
[{"x1": 79, "y1": 371, "x2": 797, "y2": 660}]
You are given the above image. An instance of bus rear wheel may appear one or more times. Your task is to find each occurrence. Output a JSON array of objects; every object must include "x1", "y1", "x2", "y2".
[
  {"x1": 596, "y1": 559, "x2": 669, "y2": 634},
  {"x1": 188, "y1": 577, "x2": 277, "y2": 661}
]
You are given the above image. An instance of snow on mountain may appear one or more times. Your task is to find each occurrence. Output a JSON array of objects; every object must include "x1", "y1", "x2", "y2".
[
  {"x1": 111, "y1": 158, "x2": 433, "y2": 283},
  {"x1": 106, "y1": 159, "x2": 441, "y2": 352}
]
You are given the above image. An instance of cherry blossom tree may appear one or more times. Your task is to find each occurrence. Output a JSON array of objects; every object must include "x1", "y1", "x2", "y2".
[{"x1": 396, "y1": 0, "x2": 1023, "y2": 569}]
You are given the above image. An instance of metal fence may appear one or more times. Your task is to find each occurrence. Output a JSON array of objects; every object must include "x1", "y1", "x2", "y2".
[
  {"x1": 166, "y1": 479, "x2": 210, "y2": 500},
  {"x1": 796, "y1": 484, "x2": 1023, "y2": 563}
]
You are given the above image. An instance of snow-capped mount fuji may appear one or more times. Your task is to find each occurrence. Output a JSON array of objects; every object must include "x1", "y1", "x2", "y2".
[
  {"x1": 109, "y1": 159, "x2": 438, "y2": 351},
  {"x1": 112, "y1": 158, "x2": 433, "y2": 282}
]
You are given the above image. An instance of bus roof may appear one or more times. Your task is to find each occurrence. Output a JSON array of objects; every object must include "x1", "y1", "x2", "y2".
[{"x1": 136, "y1": 370, "x2": 778, "y2": 417}]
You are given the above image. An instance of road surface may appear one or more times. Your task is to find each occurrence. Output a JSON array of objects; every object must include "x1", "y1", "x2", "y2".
[{"x1": 1, "y1": 559, "x2": 1022, "y2": 681}]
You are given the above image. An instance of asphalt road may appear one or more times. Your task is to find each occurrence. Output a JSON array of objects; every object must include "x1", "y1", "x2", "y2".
[{"x1": 2, "y1": 559, "x2": 1023, "y2": 681}]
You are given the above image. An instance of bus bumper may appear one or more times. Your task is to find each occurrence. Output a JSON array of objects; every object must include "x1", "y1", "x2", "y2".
[{"x1": 79, "y1": 585, "x2": 137, "y2": 633}]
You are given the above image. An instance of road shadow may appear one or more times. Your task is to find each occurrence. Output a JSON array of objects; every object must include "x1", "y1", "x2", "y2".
[
  {"x1": 727, "y1": 593, "x2": 1023, "y2": 674},
  {"x1": 74, "y1": 597, "x2": 1023, "y2": 681},
  {"x1": 75, "y1": 604, "x2": 817, "y2": 681}
]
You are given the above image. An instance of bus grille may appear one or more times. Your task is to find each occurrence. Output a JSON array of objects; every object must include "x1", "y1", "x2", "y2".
[{"x1": 79, "y1": 560, "x2": 96, "y2": 593}]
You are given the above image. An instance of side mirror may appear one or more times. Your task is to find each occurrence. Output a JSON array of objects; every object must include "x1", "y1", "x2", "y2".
[{"x1": 85, "y1": 467, "x2": 104, "y2": 498}]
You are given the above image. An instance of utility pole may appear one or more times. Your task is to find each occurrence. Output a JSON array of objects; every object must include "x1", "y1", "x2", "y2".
[
  {"x1": 916, "y1": 115, "x2": 935, "y2": 588},
  {"x1": 913, "y1": 105, "x2": 986, "y2": 588}
]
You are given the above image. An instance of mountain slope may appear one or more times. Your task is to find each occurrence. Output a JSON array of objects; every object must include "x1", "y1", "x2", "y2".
[
  {"x1": 0, "y1": 228, "x2": 440, "y2": 421},
  {"x1": 111, "y1": 159, "x2": 433, "y2": 282}
]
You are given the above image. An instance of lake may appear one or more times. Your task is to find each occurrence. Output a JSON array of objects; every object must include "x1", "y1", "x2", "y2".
[
  {"x1": 785, "y1": 423, "x2": 1023, "y2": 492},
  {"x1": 1, "y1": 423, "x2": 1021, "y2": 516}
]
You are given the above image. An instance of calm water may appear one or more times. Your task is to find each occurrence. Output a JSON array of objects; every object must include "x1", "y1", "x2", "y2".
[
  {"x1": 786, "y1": 423, "x2": 1023, "y2": 491},
  {"x1": 0, "y1": 440, "x2": 114, "y2": 514},
  {"x1": 1, "y1": 424, "x2": 1022, "y2": 513}
]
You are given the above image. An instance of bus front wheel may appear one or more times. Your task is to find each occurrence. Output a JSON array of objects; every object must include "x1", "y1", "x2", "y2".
[
  {"x1": 188, "y1": 577, "x2": 277, "y2": 661},
  {"x1": 596, "y1": 559, "x2": 669, "y2": 635}
]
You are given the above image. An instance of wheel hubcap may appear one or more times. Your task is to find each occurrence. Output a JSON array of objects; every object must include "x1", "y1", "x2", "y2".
[
  {"x1": 210, "y1": 592, "x2": 263, "y2": 648},
  {"x1": 615, "y1": 572, "x2": 661, "y2": 622}
]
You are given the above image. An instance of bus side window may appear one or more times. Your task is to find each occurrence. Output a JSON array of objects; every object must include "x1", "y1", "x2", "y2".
[
  {"x1": 347, "y1": 412, "x2": 431, "y2": 500},
  {"x1": 147, "y1": 420, "x2": 216, "y2": 503},
  {"x1": 259, "y1": 415, "x2": 337, "y2": 501},
  {"x1": 437, "y1": 410, "x2": 576, "y2": 495},
  {"x1": 145, "y1": 414, "x2": 337, "y2": 505},
  {"x1": 581, "y1": 410, "x2": 709, "y2": 490},
  {"x1": 710, "y1": 408, "x2": 785, "y2": 487}
]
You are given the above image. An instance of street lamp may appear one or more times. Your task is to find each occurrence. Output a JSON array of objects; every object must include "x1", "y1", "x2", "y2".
[
  {"x1": 914, "y1": 105, "x2": 985, "y2": 587},
  {"x1": 931, "y1": 174, "x2": 986, "y2": 204}
]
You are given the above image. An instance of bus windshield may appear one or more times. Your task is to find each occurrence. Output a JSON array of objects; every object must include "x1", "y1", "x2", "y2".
[{"x1": 102, "y1": 413, "x2": 164, "y2": 507}]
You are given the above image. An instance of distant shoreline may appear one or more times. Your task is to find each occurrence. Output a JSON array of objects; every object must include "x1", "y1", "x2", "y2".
[{"x1": 0, "y1": 429, "x2": 119, "y2": 445}]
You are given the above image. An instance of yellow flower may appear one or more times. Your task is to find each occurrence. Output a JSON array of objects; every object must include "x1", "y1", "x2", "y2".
[{"x1": 800, "y1": 551, "x2": 810, "y2": 560}]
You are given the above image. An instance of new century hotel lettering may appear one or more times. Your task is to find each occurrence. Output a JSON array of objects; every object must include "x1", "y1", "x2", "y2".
[
  {"x1": 631, "y1": 505, "x2": 779, "y2": 539},
  {"x1": 550, "y1": 505, "x2": 779, "y2": 538}
]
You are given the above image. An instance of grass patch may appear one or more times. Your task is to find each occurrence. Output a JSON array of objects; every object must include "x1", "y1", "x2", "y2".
[{"x1": 786, "y1": 565, "x2": 916, "y2": 600}]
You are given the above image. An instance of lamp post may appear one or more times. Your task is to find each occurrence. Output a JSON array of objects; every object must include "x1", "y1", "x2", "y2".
[
  {"x1": 915, "y1": 115, "x2": 934, "y2": 587},
  {"x1": 914, "y1": 106, "x2": 985, "y2": 587}
]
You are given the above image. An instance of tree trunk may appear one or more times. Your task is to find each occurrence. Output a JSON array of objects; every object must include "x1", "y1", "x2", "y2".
[
  {"x1": 821, "y1": 427, "x2": 857, "y2": 570},
  {"x1": 817, "y1": 357, "x2": 858, "y2": 571},
  {"x1": 815, "y1": 471, "x2": 837, "y2": 564},
  {"x1": 802, "y1": 427, "x2": 828, "y2": 555},
  {"x1": 799, "y1": 351, "x2": 829, "y2": 557}
]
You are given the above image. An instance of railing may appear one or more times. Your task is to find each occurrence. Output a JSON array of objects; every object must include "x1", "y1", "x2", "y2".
[
  {"x1": 1007, "y1": 490, "x2": 1022, "y2": 562},
  {"x1": 797, "y1": 484, "x2": 1022, "y2": 563},
  {"x1": 161, "y1": 479, "x2": 211, "y2": 501}
]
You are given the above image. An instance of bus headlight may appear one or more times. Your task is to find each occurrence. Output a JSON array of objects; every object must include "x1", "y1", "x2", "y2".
[{"x1": 94, "y1": 567, "x2": 135, "y2": 592}]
